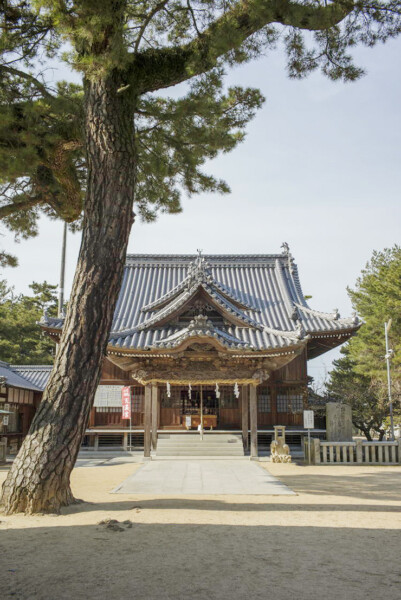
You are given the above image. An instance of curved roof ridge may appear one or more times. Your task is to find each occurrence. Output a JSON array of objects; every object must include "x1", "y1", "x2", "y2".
[
  {"x1": 138, "y1": 280, "x2": 263, "y2": 332},
  {"x1": 12, "y1": 364, "x2": 53, "y2": 369},
  {"x1": 274, "y1": 258, "x2": 296, "y2": 318},
  {"x1": 141, "y1": 255, "x2": 258, "y2": 312},
  {"x1": 262, "y1": 323, "x2": 309, "y2": 341},
  {"x1": 295, "y1": 303, "x2": 360, "y2": 325},
  {"x1": 152, "y1": 316, "x2": 255, "y2": 350}
]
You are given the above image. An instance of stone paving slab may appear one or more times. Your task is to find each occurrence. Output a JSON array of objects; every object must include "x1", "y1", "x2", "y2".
[{"x1": 112, "y1": 460, "x2": 295, "y2": 495}]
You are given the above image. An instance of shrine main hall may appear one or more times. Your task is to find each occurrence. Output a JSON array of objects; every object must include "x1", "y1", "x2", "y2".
[{"x1": 35, "y1": 245, "x2": 361, "y2": 457}]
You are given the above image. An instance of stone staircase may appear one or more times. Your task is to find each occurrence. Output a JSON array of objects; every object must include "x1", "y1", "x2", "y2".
[{"x1": 155, "y1": 432, "x2": 245, "y2": 458}]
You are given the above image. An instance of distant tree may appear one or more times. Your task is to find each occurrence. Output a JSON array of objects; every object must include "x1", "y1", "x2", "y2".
[
  {"x1": 1, "y1": 1, "x2": 401, "y2": 514},
  {"x1": 327, "y1": 352, "x2": 389, "y2": 440},
  {"x1": 0, "y1": 280, "x2": 57, "y2": 365},
  {"x1": 327, "y1": 246, "x2": 401, "y2": 439}
]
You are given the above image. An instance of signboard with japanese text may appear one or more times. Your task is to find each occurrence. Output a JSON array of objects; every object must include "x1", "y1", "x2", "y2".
[
  {"x1": 303, "y1": 410, "x2": 314, "y2": 429},
  {"x1": 94, "y1": 385, "x2": 124, "y2": 407},
  {"x1": 121, "y1": 386, "x2": 132, "y2": 420}
]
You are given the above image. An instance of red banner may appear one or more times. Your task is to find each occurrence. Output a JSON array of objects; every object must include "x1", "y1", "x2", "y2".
[{"x1": 121, "y1": 386, "x2": 131, "y2": 420}]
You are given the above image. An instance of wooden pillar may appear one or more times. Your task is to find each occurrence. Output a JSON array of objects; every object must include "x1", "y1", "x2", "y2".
[
  {"x1": 242, "y1": 385, "x2": 249, "y2": 451},
  {"x1": 144, "y1": 384, "x2": 152, "y2": 458},
  {"x1": 271, "y1": 384, "x2": 277, "y2": 426},
  {"x1": 88, "y1": 407, "x2": 96, "y2": 428},
  {"x1": 151, "y1": 385, "x2": 158, "y2": 450},
  {"x1": 250, "y1": 385, "x2": 258, "y2": 458}
]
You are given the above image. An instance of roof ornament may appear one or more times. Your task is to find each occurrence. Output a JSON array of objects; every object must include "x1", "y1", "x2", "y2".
[
  {"x1": 352, "y1": 311, "x2": 360, "y2": 325},
  {"x1": 332, "y1": 308, "x2": 340, "y2": 320},
  {"x1": 295, "y1": 320, "x2": 306, "y2": 340},
  {"x1": 290, "y1": 306, "x2": 299, "y2": 321},
  {"x1": 40, "y1": 307, "x2": 49, "y2": 325},
  {"x1": 281, "y1": 242, "x2": 295, "y2": 274}
]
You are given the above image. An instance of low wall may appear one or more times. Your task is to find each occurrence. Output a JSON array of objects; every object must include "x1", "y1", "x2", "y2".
[{"x1": 305, "y1": 438, "x2": 401, "y2": 465}]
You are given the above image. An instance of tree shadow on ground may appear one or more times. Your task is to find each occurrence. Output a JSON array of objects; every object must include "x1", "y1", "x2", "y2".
[
  {"x1": 1, "y1": 522, "x2": 400, "y2": 600},
  {"x1": 60, "y1": 497, "x2": 401, "y2": 515},
  {"x1": 271, "y1": 470, "x2": 401, "y2": 501}
]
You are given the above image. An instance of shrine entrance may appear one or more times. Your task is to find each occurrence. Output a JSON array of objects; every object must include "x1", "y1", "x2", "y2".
[{"x1": 159, "y1": 384, "x2": 241, "y2": 430}]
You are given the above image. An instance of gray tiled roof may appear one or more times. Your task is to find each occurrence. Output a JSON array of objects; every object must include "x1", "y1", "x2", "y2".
[
  {"x1": 109, "y1": 252, "x2": 359, "y2": 351},
  {"x1": 41, "y1": 250, "x2": 360, "y2": 353},
  {"x1": 0, "y1": 361, "x2": 43, "y2": 391},
  {"x1": 11, "y1": 365, "x2": 52, "y2": 391}
]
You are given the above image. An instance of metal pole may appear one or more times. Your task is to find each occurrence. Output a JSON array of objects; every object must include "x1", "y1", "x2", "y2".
[
  {"x1": 308, "y1": 428, "x2": 311, "y2": 465},
  {"x1": 58, "y1": 222, "x2": 67, "y2": 317},
  {"x1": 385, "y1": 321, "x2": 395, "y2": 441},
  {"x1": 200, "y1": 384, "x2": 204, "y2": 440}
]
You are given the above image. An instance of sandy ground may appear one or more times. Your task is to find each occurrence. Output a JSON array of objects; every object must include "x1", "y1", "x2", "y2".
[{"x1": 1, "y1": 459, "x2": 401, "y2": 600}]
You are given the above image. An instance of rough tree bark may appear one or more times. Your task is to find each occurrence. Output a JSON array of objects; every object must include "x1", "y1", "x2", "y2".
[{"x1": 0, "y1": 72, "x2": 136, "y2": 514}]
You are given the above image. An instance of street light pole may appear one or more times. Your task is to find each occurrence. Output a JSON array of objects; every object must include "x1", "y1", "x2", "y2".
[{"x1": 384, "y1": 320, "x2": 395, "y2": 441}]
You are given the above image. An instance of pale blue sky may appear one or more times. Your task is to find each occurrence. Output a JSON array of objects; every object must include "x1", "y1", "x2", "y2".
[{"x1": 2, "y1": 37, "x2": 401, "y2": 384}]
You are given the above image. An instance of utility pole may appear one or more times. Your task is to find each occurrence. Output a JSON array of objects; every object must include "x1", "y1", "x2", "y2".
[
  {"x1": 384, "y1": 320, "x2": 395, "y2": 441},
  {"x1": 58, "y1": 222, "x2": 67, "y2": 317}
]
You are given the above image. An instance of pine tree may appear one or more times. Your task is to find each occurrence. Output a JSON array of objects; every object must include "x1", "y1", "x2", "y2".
[
  {"x1": 1, "y1": 1, "x2": 401, "y2": 513},
  {"x1": 0, "y1": 280, "x2": 58, "y2": 365},
  {"x1": 327, "y1": 246, "x2": 401, "y2": 439}
]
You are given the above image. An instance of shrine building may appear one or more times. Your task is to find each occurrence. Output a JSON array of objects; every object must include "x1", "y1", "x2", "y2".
[{"x1": 37, "y1": 245, "x2": 361, "y2": 458}]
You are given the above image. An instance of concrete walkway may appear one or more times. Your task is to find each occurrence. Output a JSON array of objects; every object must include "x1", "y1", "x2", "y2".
[{"x1": 112, "y1": 460, "x2": 295, "y2": 495}]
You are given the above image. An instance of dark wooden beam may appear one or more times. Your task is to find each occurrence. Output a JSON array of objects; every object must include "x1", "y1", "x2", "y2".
[
  {"x1": 151, "y1": 384, "x2": 158, "y2": 450},
  {"x1": 250, "y1": 385, "x2": 258, "y2": 458},
  {"x1": 242, "y1": 385, "x2": 249, "y2": 452},
  {"x1": 144, "y1": 384, "x2": 152, "y2": 457}
]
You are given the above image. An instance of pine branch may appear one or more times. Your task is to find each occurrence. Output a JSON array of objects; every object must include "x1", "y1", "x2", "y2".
[
  {"x1": 0, "y1": 65, "x2": 55, "y2": 99},
  {"x1": 133, "y1": 0, "x2": 353, "y2": 92},
  {"x1": 0, "y1": 196, "x2": 43, "y2": 219}
]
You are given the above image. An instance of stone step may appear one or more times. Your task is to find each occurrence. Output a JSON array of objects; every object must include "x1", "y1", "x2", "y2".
[
  {"x1": 156, "y1": 448, "x2": 244, "y2": 456},
  {"x1": 157, "y1": 440, "x2": 243, "y2": 445},
  {"x1": 155, "y1": 432, "x2": 244, "y2": 457}
]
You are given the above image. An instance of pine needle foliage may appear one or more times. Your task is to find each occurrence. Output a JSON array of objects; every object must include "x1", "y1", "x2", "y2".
[
  {"x1": 1, "y1": 0, "x2": 401, "y2": 234},
  {"x1": 327, "y1": 246, "x2": 401, "y2": 438},
  {"x1": 0, "y1": 280, "x2": 57, "y2": 364}
]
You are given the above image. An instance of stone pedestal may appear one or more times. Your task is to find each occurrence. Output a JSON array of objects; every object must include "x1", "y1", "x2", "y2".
[{"x1": 326, "y1": 402, "x2": 353, "y2": 441}]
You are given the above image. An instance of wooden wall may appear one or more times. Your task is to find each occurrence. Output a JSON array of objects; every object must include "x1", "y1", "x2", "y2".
[{"x1": 100, "y1": 359, "x2": 131, "y2": 385}]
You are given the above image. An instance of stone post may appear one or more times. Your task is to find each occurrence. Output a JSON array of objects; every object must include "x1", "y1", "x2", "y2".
[
  {"x1": 356, "y1": 439, "x2": 363, "y2": 464},
  {"x1": 313, "y1": 438, "x2": 321, "y2": 464}
]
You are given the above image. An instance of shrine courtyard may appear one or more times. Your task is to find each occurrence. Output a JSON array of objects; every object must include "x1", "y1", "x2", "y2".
[{"x1": 1, "y1": 459, "x2": 401, "y2": 600}]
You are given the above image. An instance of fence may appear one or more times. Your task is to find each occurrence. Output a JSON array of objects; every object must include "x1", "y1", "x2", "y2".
[{"x1": 305, "y1": 438, "x2": 401, "y2": 465}]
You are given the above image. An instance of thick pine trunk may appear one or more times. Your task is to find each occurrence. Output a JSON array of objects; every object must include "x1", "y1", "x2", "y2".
[{"x1": 1, "y1": 72, "x2": 136, "y2": 514}]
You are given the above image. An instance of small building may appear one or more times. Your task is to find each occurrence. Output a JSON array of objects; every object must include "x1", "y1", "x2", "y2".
[
  {"x1": 0, "y1": 362, "x2": 52, "y2": 454},
  {"x1": 40, "y1": 246, "x2": 361, "y2": 457}
]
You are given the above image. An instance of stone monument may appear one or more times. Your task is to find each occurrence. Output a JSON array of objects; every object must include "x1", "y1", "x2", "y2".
[{"x1": 326, "y1": 402, "x2": 353, "y2": 441}]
